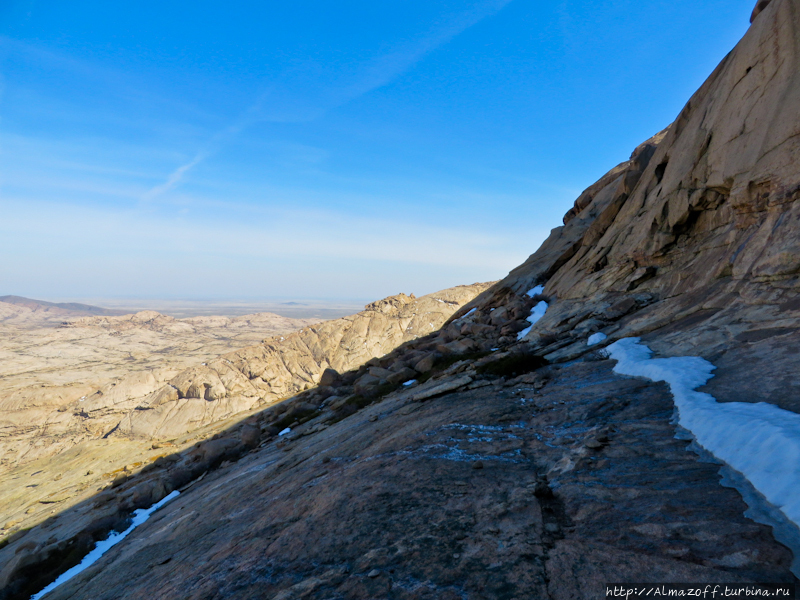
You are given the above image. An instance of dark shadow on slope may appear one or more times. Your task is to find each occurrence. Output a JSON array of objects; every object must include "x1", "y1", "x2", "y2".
[{"x1": 0, "y1": 284, "x2": 552, "y2": 600}]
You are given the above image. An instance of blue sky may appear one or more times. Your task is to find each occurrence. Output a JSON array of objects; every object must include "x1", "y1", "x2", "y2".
[{"x1": 0, "y1": 0, "x2": 753, "y2": 302}]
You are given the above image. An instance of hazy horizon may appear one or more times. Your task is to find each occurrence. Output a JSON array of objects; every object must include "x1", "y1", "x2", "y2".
[{"x1": 0, "y1": 0, "x2": 753, "y2": 301}]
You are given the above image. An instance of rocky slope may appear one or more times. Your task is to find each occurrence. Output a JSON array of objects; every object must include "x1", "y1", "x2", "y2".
[
  {"x1": 0, "y1": 285, "x2": 486, "y2": 472},
  {"x1": 0, "y1": 284, "x2": 488, "y2": 591},
  {"x1": 1, "y1": 1, "x2": 799, "y2": 598},
  {"x1": 481, "y1": 0, "x2": 800, "y2": 401}
]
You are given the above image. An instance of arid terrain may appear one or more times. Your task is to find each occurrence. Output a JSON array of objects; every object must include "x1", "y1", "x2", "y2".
[
  {"x1": 0, "y1": 298, "x2": 322, "y2": 471},
  {"x1": 2, "y1": 0, "x2": 800, "y2": 598},
  {"x1": 0, "y1": 283, "x2": 490, "y2": 596}
]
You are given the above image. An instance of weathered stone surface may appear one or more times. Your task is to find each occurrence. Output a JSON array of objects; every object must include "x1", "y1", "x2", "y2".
[
  {"x1": 413, "y1": 353, "x2": 437, "y2": 373},
  {"x1": 405, "y1": 375, "x2": 473, "y2": 401},
  {"x1": 16, "y1": 359, "x2": 791, "y2": 600},
  {"x1": 386, "y1": 367, "x2": 417, "y2": 385}
]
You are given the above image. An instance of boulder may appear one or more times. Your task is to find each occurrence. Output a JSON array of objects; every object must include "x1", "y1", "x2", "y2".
[
  {"x1": 318, "y1": 368, "x2": 340, "y2": 387},
  {"x1": 387, "y1": 367, "x2": 418, "y2": 385},
  {"x1": 354, "y1": 374, "x2": 381, "y2": 396},
  {"x1": 442, "y1": 339, "x2": 476, "y2": 355},
  {"x1": 413, "y1": 353, "x2": 438, "y2": 373},
  {"x1": 240, "y1": 424, "x2": 261, "y2": 449},
  {"x1": 489, "y1": 307, "x2": 509, "y2": 325},
  {"x1": 195, "y1": 438, "x2": 243, "y2": 466},
  {"x1": 367, "y1": 367, "x2": 394, "y2": 381}
]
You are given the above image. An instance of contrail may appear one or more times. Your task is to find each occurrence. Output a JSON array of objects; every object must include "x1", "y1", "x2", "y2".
[{"x1": 142, "y1": 0, "x2": 515, "y2": 201}]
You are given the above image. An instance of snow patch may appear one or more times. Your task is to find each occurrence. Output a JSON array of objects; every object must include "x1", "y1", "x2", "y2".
[
  {"x1": 31, "y1": 490, "x2": 180, "y2": 600},
  {"x1": 517, "y1": 300, "x2": 549, "y2": 341},
  {"x1": 526, "y1": 285, "x2": 544, "y2": 297},
  {"x1": 278, "y1": 427, "x2": 291, "y2": 436},
  {"x1": 458, "y1": 308, "x2": 476, "y2": 319},
  {"x1": 607, "y1": 337, "x2": 800, "y2": 532},
  {"x1": 587, "y1": 332, "x2": 607, "y2": 346},
  {"x1": 402, "y1": 379, "x2": 417, "y2": 387}
]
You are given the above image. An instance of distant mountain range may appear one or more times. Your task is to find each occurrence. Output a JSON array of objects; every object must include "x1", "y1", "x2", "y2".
[{"x1": 0, "y1": 295, "x2": 128, "y2": 316}]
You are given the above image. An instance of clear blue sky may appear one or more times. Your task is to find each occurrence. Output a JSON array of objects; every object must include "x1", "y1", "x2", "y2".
[{"x1": 0, "y1": 0, "x2": 753, "y2": 302}]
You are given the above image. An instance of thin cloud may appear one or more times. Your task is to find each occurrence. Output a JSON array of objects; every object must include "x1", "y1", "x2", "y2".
[
  {"x1": 141, "y1": 153, "x2": 207, "y2": 199},
  {"x1": 332, "y1": 0, "x2": 515, "y2": 104},
  {"x1": 0, "y1": 35, "x2": 215, "y2": 122},
  {"x1": 0, "y1": 197, "x2": 536, "y2": 270},
  {"x1": 142, "y1": 0, "x2": 515, "y2": 201}
]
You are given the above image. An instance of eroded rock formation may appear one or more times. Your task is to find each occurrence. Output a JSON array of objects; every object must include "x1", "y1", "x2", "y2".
[{"x1": 114, "y1": 284, "x2": 490, "y2": 440}]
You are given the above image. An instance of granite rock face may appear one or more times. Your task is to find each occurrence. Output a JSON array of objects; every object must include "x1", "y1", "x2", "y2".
[
  {"x1": 10, "y1": 360, "x2": 792, "y2": 600},
  {"x1": 471, "y1": 0, "x2": 800, "y2": 380}
]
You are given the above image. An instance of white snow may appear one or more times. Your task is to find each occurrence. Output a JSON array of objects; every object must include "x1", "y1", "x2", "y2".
[
  {"x1": 459, "y1": 308, "x2": 477, "y2": 319},
  {"x1": 516, "y1": 300, "x2": 549, "y2": 341},
  {"x1": 278, "y1": 427, "x2": 291, "y2": 436},
  {"x1": 526, "y1": 285, "x2": 544, "y2": 297},
  {"x1": 31, "y1": 490, "x2": 180, "y2": 600},
  {"x1": 607, "y1": 337, "x2": 800, "y2": 530},
  {"x1": 402, "y1": 379, "x2": 417, "y2": 387},
  {"x1": 587, "y1": 332, "x2": 607, "y2": 346}
]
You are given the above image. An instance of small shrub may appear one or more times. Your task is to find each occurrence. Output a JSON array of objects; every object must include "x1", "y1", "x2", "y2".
[{"x1": 476, "y1": 352, "x2": 548, "y2": 378}]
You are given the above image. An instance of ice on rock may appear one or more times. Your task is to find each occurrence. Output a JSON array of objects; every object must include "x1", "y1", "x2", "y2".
[
  {"x1": 587, "y1": 332, "x2": 607, "y2": 346},
  {"x1": 31, "y1": 491, "x2": 180, "y2": 600},
  {"x1": 607, "y1": 337, "x2": 800, "y2": 530}
]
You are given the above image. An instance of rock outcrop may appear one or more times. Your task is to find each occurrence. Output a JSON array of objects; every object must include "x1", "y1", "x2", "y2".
[
  {"x1": 0, "y1": 309, "x2": 321, "y2": 473},
  {"x1": 481, "y1": 0, "x2": 800, "y2": 382},
  {"x1": 114, "y1": 284, "x2": 490, "y2": 440},
  {"x1": 0, "y1": 285, "x2": 488, "y2": 474}
]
